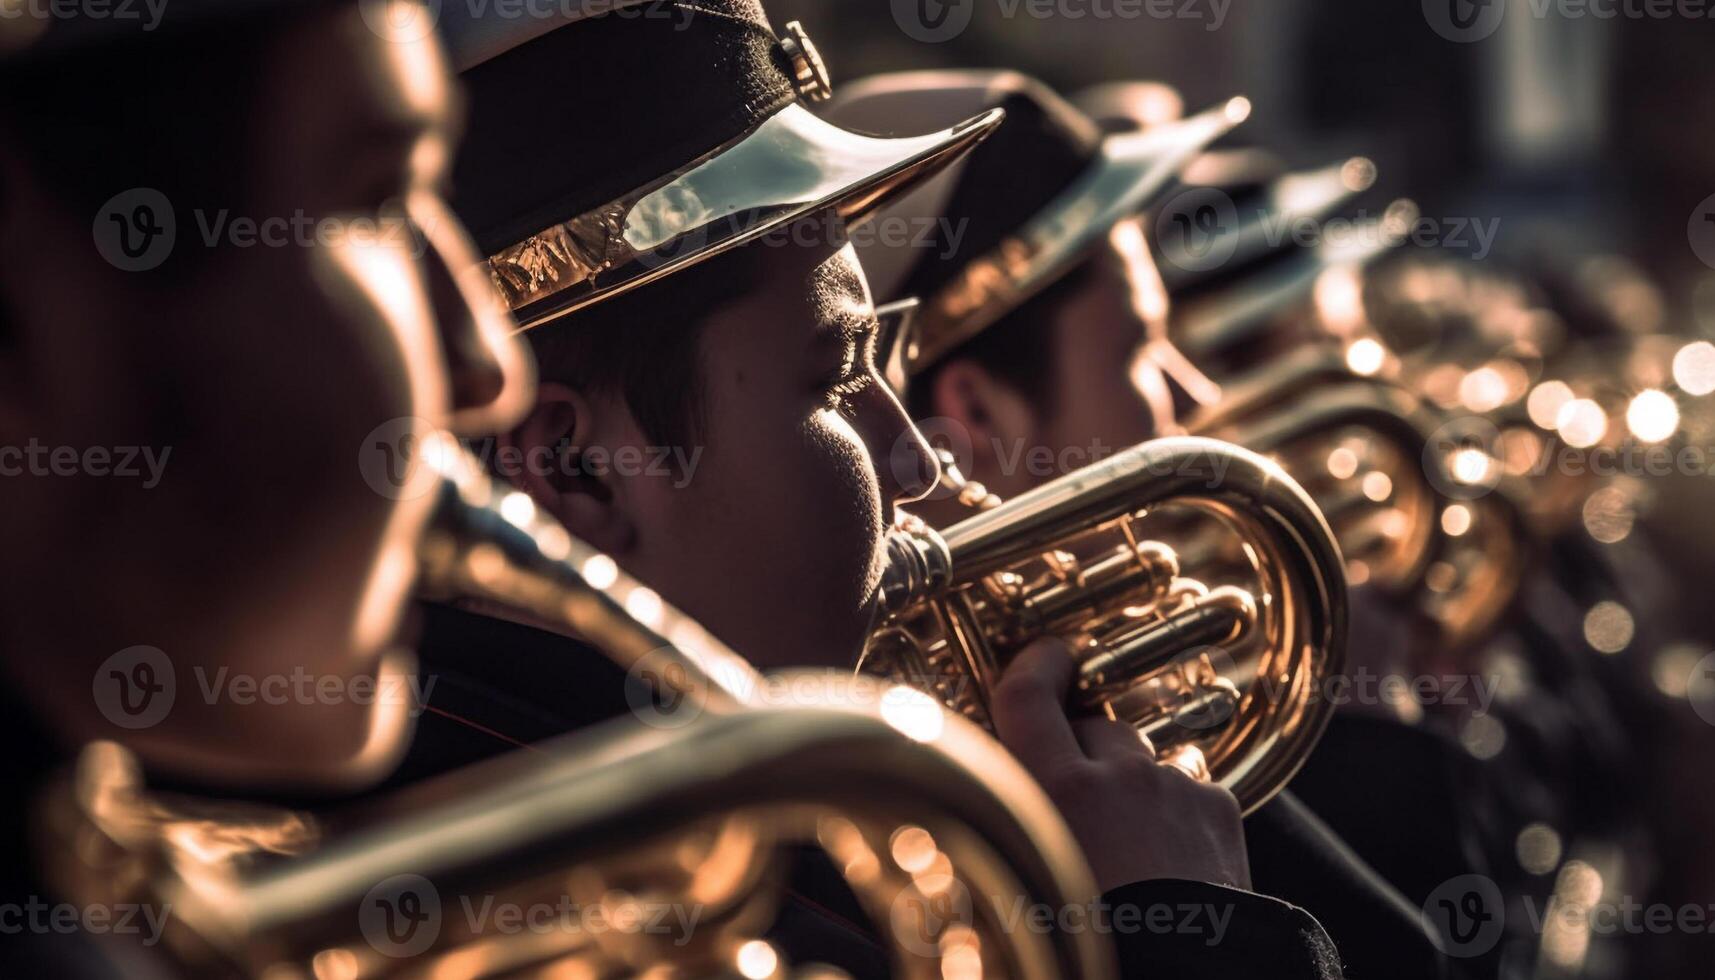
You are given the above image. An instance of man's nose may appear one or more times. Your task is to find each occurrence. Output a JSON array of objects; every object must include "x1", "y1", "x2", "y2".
[
  {"x1": 865, "y1": 387, "x2": 941, "y2": 505},
  {"x1": 417, "y1": 200, "x2": 535, "y2": 434}
]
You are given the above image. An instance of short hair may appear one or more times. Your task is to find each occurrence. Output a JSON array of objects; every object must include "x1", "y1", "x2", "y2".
[
  {"x1": 524, "y1": 240, "x2": 766, "y2": 451},
  {"x1": 905, "y1": 257, "x2": 1096, "y2": 424}
]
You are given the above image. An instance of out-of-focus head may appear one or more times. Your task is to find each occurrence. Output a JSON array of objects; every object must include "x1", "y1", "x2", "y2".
[
  {"x1": 440, "y1": 1, "x2": 1002, "y2": 669},
  {"x1": 0, "y1": 0, "x2": 531, "y2": 790},
  {"x1": 822, "y1": 71, "x2": 1244, "y2": 510}
]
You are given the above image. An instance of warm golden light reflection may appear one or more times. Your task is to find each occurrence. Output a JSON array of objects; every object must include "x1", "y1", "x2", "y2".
[
  {"x1": 1541, "y1": 861, "x2": 1604, "y2": 971},
  {"x1": 1516, "y1": 822, "x2": 1564, "y2": 875},
  {"x1": 1423, "y1": 364, "x2": 1467, "y2": 409},
  {"x1": 1344, "y1": 337, "x2": 1386, "y2": 375},
  {"x1": 880, "y1": 686, "x2": 946, "y2": 743},
  {"x1": 311, "y1": 948, "x2": 360, "y2": 980},
  {"x1": 625, "y1": 587, "x2": 664, "y2": 627},
  {"x1": 1459, "y1": 365, "x2": 1511, "y2": 413},
  {"x1": 499, "y1": 490, "x2": 537, "y2": 527},
  {"x1": 1581, "y1": 487, "x2": 1636, "y2": 544},
  {"x1": 1341, "y1": 157, "x2": 1379, "y2": 192},
  {"x1": 1224, "y1": 96, "x2": 1253, "y2": 123},
  {"x1": 1460, "y1": 713, "x2": 1507, "y2": 760},
  {"x1": 1345, "y1": 559, "x2": 1371, "y2": 586},
  {"x1": 1361, "y1": 471, "x2": 1393, "y2": 503},
  {"x1": 1626, "y1": 389, "x2": 1680, "y2": 443},
  {"x1": 1528, "y1": 380, "x2": 1576, "y2": 430},
  {"x1": 1583, "y1": 601, "x2": 1635, "y2": 654},
  {"x1": 1496, "y1": 427, "x2": 1543, "y2": 476},
  {"x1": 1651, "y1": 644, "x2": 1706, "y2": 699},
  {"x1": 1441, "y1": 505, "x2": 1473, "y2": 537},
  {"x1": 1450, "y1": 448, "x2": 1496, "y2": 487},
  {"x1": 581, "y1": 553, "x2": 619, "y2": 590},
  {"x1": 1425, "y1": 561, "x2": 1459, "y2": 594},
  {"x1": 1327, "y1": 447, "x2": 1361, "y2": 481},
  {"x1": 942, "y1": 944, "x2": 983, "y2": 980},
  {"x1": 1317, "y1": 267, "x2": 1367, "y2": 334},
  {"x1": 1672, "y1": 340, "x2": 1715, "y2": 396},
  {"x1": 890, "y1": 826, "x2": 939, "y2": 875},
  {"x1": 735, "y1": 939, "x2": 779, "y2": 979},
  {"x1": 1556, "y1": 398, "x2": 1608, "y2": 449},
  {"x1": 532, "y1": 522, "x2": 573, "y2": 562}
]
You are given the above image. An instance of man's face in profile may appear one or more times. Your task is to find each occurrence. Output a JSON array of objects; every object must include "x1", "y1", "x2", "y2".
[{"x1": 0, "y1": 1, "x2": 529, "y2": 789}]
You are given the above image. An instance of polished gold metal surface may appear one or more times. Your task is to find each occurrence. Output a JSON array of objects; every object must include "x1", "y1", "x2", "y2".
[
  {"x1": 1191, "y1": 343, "x2": 1529, "y2": 648},
  {"x1": 38, "y1": 441, "x2": 1114, "y2": 979},
  {"x1": 870, "y1": 436, "x2": 1349, "y2": 814}
]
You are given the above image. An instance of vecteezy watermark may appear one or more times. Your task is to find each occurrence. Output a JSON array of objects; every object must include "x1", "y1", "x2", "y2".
[
  {"x1": 1423, "y1": 871, "x2": 1715, "y2": 960},
  {"x1": 756, "y1": 210, "x2": 972, "y2": 261},
  {"x1": 0, "y1": 0, "x2": 169, "y2": 35},
  {"x1": 0, "y1": 439, "x2": 171, "y2": 488},
  {"x1": 358, "y1": 417, "x2": 704, "y2": 501},
  {"x1": 93, "y1": 189, "x2": 435, "y2": 273},
  {"x1": 1422, "y1": 874, "x2": 1507, "y2": 957},
  {"x1": 892, "y1": 0, "x2": 1230, "y2": 43},
  {"x1": 899, "y1": 420, "x2": 1238, "y2": 500},
  {"x1": 0, "y1": 897, "x2": 171, "y2": 947},
  {"x1": 93, "y1": 647, "x2": 436, "y2": 730},
  {"x1": 358, "y1": 0, "x2": 698, "y2": 43},
  {"x1": 1153, "y1": 188, "x2": 1496, "y2": 275},
  {"x1": 1426, "y1": 0, "x2": 1715, "y2": 43},
  {"x1": 1689, "y1": 193, "x2": 1715, "y2": 271},
  {"x1": 1424, "y1": 411, "x2": 1715, "y2": 502},
  {"x1": 359, "y1": 874, "x2": 704, "y2": 958},
  {"x1": 892, "y1": 875, "x2": 1237, "y2": 959}
]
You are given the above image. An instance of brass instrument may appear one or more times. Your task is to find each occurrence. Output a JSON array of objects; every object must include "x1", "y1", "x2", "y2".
[
  {"x1": 39, "y1": 439, "x2": 1115, "y2": 979},
  {"x1": 870, "y1": 436, "x2": 1348, "y2": 814},
  {"x1": 1185, "y1": 345, "x2": 1530, "y2": 648}
]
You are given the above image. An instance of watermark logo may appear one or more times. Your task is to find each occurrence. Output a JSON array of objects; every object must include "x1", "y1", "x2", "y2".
[
  {"x1": 1423, "y1": 415, "x2": 1504, "y2": 501},
  {"x1": 891, "y1": 871, "x2": 974, "y2": 957},
  {"x1": 361, "y1": 874, "x2": 442, "y2": 958},
  {"x1": 359, "y1": 0, "x2": 442, "y2": 41},
  {"x1": 1690, "y1": 652, "x2": 1715, "y2": 726},
  {"x1": 1422, "y1": 874, "x2": 1506, "y2": 957},
  {"x1": 893, "y1": 0, "x2": 976, "y2": 41},
  {"x1": 93, "y1": 645, "x2": 175, "y2": 730},
  {"x1": 1689, "y1": 193, "x2": 1715, "y2": 271},
  {"x1": 359, "y1": 417, "x2": 446, "y2": 501},
  {"x1": 93, "y1": 188, "x2": 175, "y2": 272},
  {"x1": 624, "y1": 647, "x2": 711, "y2": 730},
  {"x1": 1424, "y1": 0, "x2": 1506, "y2": 42},
  {"x1": 1155, "y1": 187, "x2": 1240, "y2": 275}
]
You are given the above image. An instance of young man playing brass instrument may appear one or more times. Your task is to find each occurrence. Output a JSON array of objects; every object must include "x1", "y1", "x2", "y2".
[
  {"x1": 0, "y1": 0, "x2": 530, "y2": 971},
  {"x1": 401, "y1": 4, "x2": 1348, "y2": 976},
  {"x1": 821, "y1": 71, "x2": 1458, "y2": 980}
]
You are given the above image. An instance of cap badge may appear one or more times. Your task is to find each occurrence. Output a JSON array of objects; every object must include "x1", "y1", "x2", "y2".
[{"x1": 779, "y1": 21, "x2": 832, "y2": 104}]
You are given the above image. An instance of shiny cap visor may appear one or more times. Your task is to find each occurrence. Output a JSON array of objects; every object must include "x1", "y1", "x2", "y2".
[{"x1": 487, "y1": 103, "x2": 1006, "y2": 331}]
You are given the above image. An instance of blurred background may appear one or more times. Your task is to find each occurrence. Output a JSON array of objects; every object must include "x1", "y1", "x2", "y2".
[{"x1": 779, "y1": 2, "x2": 1715, "y2": 977}]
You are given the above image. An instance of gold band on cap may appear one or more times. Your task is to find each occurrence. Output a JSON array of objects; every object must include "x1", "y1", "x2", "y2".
[{"x1": 905, "y1": 98, "x2": 1251, "y2": 374}]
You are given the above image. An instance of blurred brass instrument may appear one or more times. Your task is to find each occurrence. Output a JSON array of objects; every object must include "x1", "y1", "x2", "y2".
[
  {"x1": 39, "y1": 437, "x2": 1114, "y2": 979},
  {"x1": 870, "y1": 436, "x2": 1348, "y2": 814},
  {"x1": 1184, "y1": 344, "x2": 1530, "y2": 648}
]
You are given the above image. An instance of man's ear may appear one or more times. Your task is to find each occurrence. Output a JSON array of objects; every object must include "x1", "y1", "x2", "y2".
[
  {"x1": 496, "y1": 381, "x2": 636, "y2": 556},
  {"x1": 927, "y1": 359, "x2": 1038, "y2": 476}
]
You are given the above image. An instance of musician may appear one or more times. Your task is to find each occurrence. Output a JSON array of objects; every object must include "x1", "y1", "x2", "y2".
[
  {"x1": 0, "y1": 0, "x2": 530, "y2": 970},
  {"x1": 401, "y1": 4, "x2": 1348, "y2": 977},
  {"x1": 821, "y1": 70, "x2": 1462, "y2": 979}
]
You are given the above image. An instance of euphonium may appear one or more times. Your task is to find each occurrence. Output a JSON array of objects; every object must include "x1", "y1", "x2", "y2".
[
  {"x1": 867, "y1": 436, "x2": 1348, "y2": 814},
  {"x1": 39, "y1": 438, "x2": 1115, "y2": 979}
]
